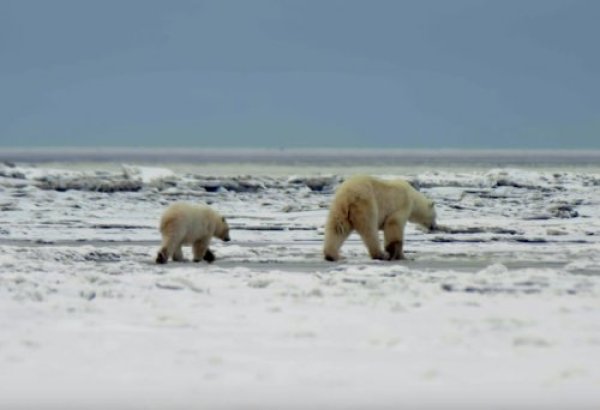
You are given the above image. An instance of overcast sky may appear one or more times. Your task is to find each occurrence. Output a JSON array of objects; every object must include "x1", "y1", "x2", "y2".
[{"x1": 1, "y1": 0, "x2": 599, "y2": 148}]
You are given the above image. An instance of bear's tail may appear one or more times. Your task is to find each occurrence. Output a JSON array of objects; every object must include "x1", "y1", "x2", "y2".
[{"x1": 327, "y1": 201, "x2": 352, "y2": 237}]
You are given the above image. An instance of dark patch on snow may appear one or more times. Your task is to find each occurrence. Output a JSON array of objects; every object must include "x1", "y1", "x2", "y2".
[
  {"x1": 80, "y1": 290, "x2": 97, "y2": 301},
  {"x1": 583, "y1": 177, "x2": 600, "y2": 186},
  {"x1": 91, "y1": 223, "x2": 149, "y2": 230},
  {"x1": 0, "y1": 168, "x2": 26, "y2": 179},
  {"x1": 513, "y1": 237, "x2": 548, "y2": 243},
  {"x1": 447, "y1": 204, "x2": 470, "y2": 210},
  {"x1": 441, "y1": 283, "x2": 542, "y2": 295},
  {"x1": 35, "y1": 176, "x2": 143, "y2": 192},
  {"x1": 84, "y1": 250, "x2": 121, "y2": 262},
  {"x1": 522, "y1": 214, "x2": 552, "y2": 221},
  {"x1": 0, "y1": 202, "x2": 19, "y2": 211},
  {"x1": 195, "y1": 178, "x2": 264, "y2": 193},
  {"x1": 200, "y1": 181, "x2": 221, "y2": 192},
  {"x1": 478, "y1": 192, "x2": 513, "y2": 199},
  {"x1": 493, "y1": 179, "x2": 533, "y2": 189},
  {"x1": 548, "y1": 204, "x2": 579, "y2": 218},
  {"x1": 34, "y1": 239, "x2": 55, "y2": 244},
  {"x1": 491, "y1": 178, "x2": 562, "y2": 192},
  {"x1": 432, "y1": 237, "x2": 490, "y2": 243},
  {"x1": 434, "y1": 225, "x2": 520, "y2": 235},
  {"x1": 155, "y1": 282, "x2": 185, "y2": 291},
  {"x1": 288, "y1": 176, "x2": 339, "y2": 192}
]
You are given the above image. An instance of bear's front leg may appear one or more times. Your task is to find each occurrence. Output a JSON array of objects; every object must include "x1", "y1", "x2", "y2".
[
  {"x1": 384, "y1": 214, "x2": 407, "y2": 260},
  {"x1": 385, "y1": 240, "x2": 404, "y2": 260},
  {"x1": 192, "y1": 238, "x2": 211, "y2": 263}
]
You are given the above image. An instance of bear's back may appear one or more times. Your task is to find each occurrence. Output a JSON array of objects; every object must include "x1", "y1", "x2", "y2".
[
  {"x1": 160, "y1": 202, "x2": 213, "y2": 231},
  {"x1": 338, "y1": 175, "x2": 412, "y2": 197}
]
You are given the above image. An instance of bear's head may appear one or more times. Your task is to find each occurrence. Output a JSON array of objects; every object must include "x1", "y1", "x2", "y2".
[
  {"x1": 412, "y1": 198, "x2": 437, "y2": 232},
  {"x1": 216, "y1": 216, "x2": 231, "y2": 242}
]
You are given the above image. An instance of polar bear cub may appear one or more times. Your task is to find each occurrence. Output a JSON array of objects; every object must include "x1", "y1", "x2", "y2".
[
  {"x1": 323, "y1": 175, "x2": 436, "y2": 261},
  {"x1": 156, "y1": 202, "x2": 230, "y2": 264}
]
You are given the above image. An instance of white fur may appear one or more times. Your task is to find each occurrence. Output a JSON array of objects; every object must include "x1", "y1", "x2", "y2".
[
  {"x1": 156, "y1": 202, "x2": 229, "y2": 264},
  {"x1": 323, "y1": 175, "x2": 436, "y2": 261}
]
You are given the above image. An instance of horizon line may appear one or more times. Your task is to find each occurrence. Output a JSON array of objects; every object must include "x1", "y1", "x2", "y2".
[{"x1": 2, "y1": 146, "x2": 600, "y2": 153}]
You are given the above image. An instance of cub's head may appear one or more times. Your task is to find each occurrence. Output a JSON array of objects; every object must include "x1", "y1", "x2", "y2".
[
  {"x1": 216, "y1": 216, "x2": 231, "y2": 242},
  {"x1": 413, "y1": 198, "x2": 437, "y2": 232}
]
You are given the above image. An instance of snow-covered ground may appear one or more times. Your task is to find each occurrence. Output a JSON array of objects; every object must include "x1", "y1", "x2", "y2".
[{"x1": 1, "y1": 159, "x2": 600, "y2": 409}]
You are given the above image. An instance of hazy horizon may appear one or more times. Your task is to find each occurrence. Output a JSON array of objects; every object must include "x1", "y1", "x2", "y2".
[
  {"x1": 3, "y1": 146, "x2": 600, "y2": 151},
  {"x1": 3, "y1": 146, "x2": 600, "y2": 169},
  {"x1": 2, "y1": 0, "x2": 599, "y2": 149}
]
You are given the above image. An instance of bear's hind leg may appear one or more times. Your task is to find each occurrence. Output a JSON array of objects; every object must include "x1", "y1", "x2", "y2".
[
  {"x1": 385, "y1": 240, "x2": 403, "y2": 260},
  {"x1": 323, "y1": 228, "x2": 351, "y2": 262},
  {"x1": 192, "y1": 238, "x2": 211, "y2": 263}
]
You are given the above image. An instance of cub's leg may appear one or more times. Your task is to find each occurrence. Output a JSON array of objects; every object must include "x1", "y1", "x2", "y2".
[
  {"x1": 383, "y1": 213, "x2": 408, "y2": 260},
  {"x1": 172, "y1": 245, "x2": 185, "y2": 262},
  {"x1": 156, "y1": 238, "x2": 181, "y2": 264},
  {"x1": 192, "y1": 238, "x2": 211, "y2": 263},
  {"x1": 156, "y1": 219, "x2": 184, "y2": 264}
]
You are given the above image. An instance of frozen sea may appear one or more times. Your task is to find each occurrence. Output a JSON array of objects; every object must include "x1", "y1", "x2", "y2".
[{"x1": 1, "y1": 148, "x2": 600, "y2": 409}]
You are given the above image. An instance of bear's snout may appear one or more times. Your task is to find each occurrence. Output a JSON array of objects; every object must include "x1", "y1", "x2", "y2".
[{"x1": 223, "y1": 235, "x2": 231, "y2": 242}]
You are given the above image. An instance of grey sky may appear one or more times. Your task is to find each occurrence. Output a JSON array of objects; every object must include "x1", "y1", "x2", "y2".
[{"x1": 1, "y1": 0, "x2": 599, "y2": 148}]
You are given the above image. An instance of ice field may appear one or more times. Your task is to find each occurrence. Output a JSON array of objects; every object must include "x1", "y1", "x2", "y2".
[{"x1": 1, "y1": 150, "x2": 599, "y2": 409}]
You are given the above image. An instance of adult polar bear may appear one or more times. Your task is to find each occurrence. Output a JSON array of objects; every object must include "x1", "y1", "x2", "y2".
[{"x1": 323, "y1": 175, "x2": 437, "y2": 261}]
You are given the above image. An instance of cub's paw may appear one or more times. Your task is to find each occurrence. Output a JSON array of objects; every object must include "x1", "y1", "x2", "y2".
[
  {"x1": 203, "y1": 249, "x2": 216, "y2": 263},
  {"x1": 155, "y1": 251, "x2": 167, "y2": 264},
  {"x1": 324, "y1": 254, "x2": 338, "y2": 262}
]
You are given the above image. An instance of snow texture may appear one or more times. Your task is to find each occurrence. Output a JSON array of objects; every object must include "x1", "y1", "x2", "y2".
[{"x1": 1, "y1": 160, "x2": 600, "y2": 409}]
